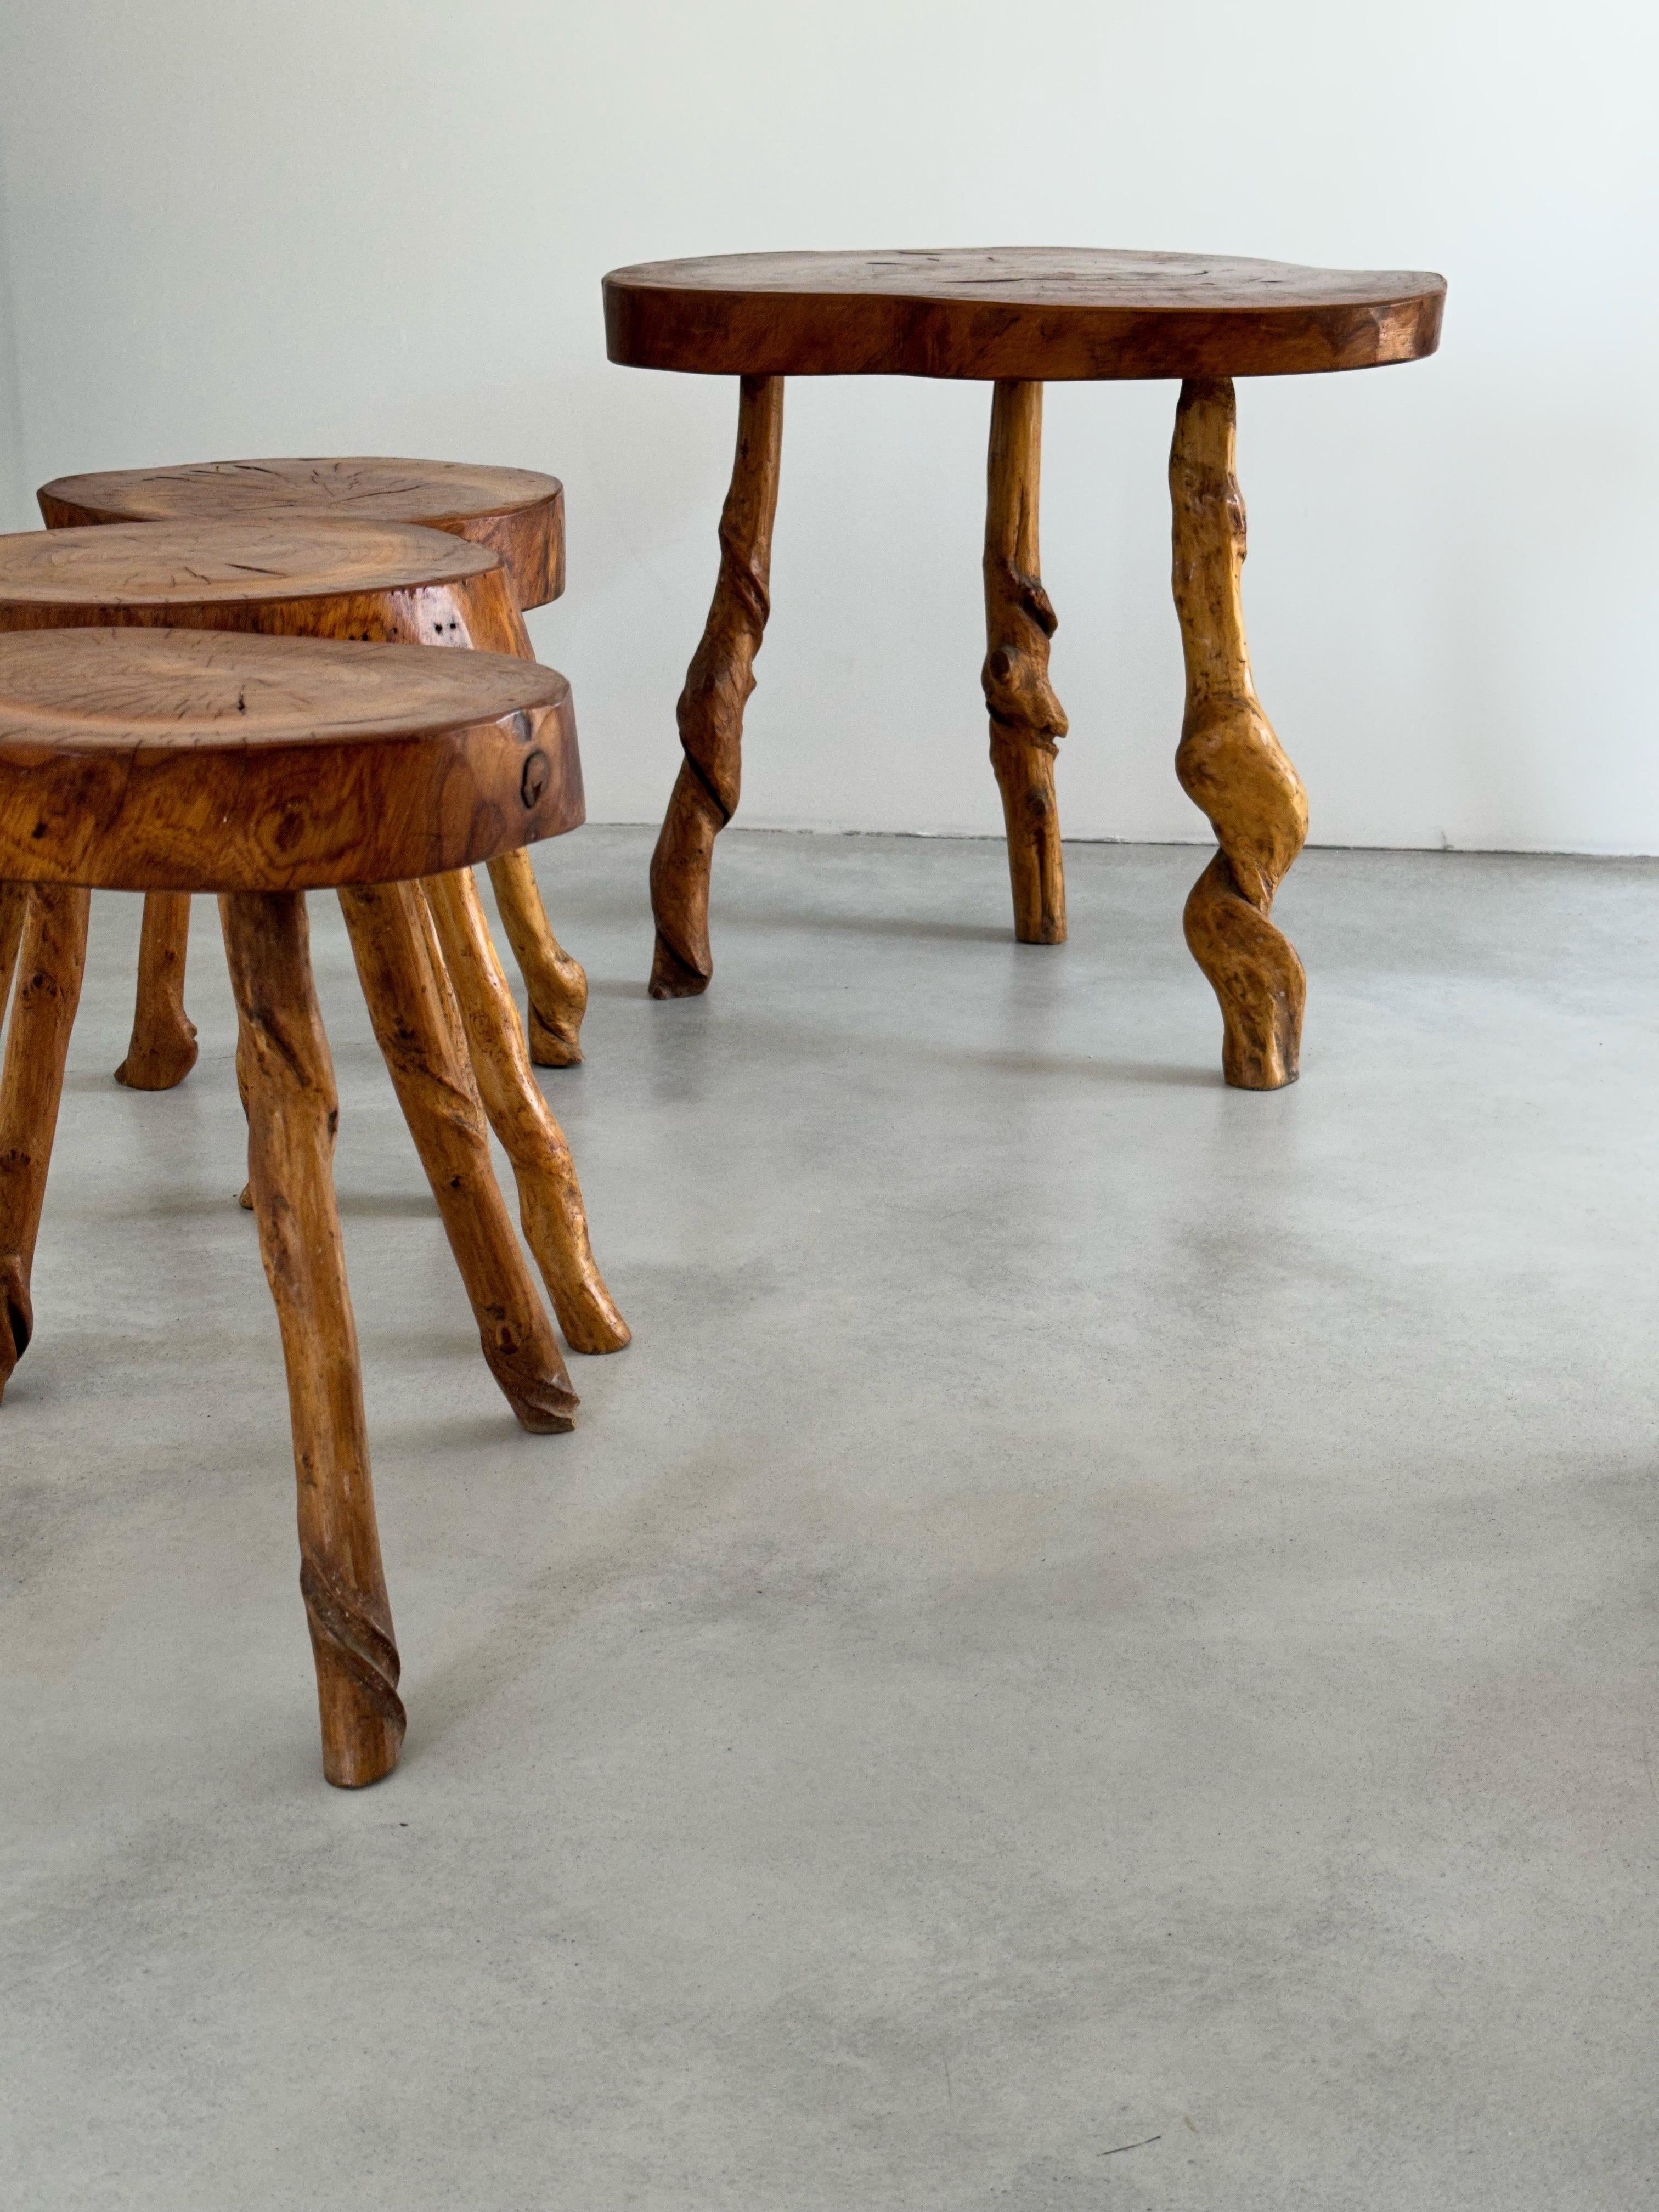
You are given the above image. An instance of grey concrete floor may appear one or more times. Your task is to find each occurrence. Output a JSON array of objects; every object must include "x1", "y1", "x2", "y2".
[{"x1": 2, "y1": 828, "x2": 1657, "y2": 2211}]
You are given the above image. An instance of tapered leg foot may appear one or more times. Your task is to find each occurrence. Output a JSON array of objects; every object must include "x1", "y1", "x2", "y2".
[
  {"x1": 338, "y1": 879, "x2": 579, "y2": 1432},
  {"x1": 0, "y1": 885, "x2": 90, "y2": 1400},
  {"x1": 485, "y1": 848, "x2": 588, "y2": 1066},
  {"x1": 115, "y1": 891, "x2": 198, "y2": 1089},
  {"x1": 649, "y1": 374, "x2": 785, "y2": 998},
  {"x1": 219, "y1": 890, "x2": 404, "y2": 1786},
  {"x1": 424, "y1": 869, "x2": 629, "y2": 1355},
  {"x1": 983, "y1": 380, "x2": 1069, "y2": 945},
  {"x1": 1170, "y1": 377, "x2": 1308, "y2": 1090}
]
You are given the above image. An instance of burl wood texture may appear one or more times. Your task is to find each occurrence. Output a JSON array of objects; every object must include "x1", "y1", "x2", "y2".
[
  {"x1": 605, "y1": 249, "x2": 1446, "y2": 381},
  {"x1": 1170, "y1": 378, "x2": 1308, "y2": 1090},
  {"x1": 423, "y1": 867, "x2": 629, "y2": 1355},
  {"x1": 38, "y1": 457, "x2": 566, "y2": 610},
  {"x1": 982, "y1": 381, "x2": 1069, "y2": 944},
  {"x1": 337, "y1": 879, "x2": 579, "y2": 1432},
  {"x1": 112, "y1": 890, "x2": 196, "y2": 1088},
  {"x1": 0, "y1": 884, "x2": 89, "y2": 1400},
  {"x1": 220, "y1": 888, "x2": 405, "y2": 1787},
  {"x1": 0, "y1": 626, "x2": 579, "y2": 892},
  {"x1": 648, "y1": 375, "x2": 783, "y2": 997}
]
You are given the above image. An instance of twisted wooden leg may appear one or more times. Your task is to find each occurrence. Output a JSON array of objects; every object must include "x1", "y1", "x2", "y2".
[
  {"x1": 115, "y1": 890, "x2": 199, "y2": 1089},
  {"x1": 0, "y1": 885, "x2": 89, "y2": 1399},
  {"x1": 424, "y1": 868, "x2": 629, "y2": 1355},
  {"x1": 220, "y1": 889, "x2": 404, "y2": 1787},
  {"x1": 337, "y1": 879, "x2": 579, "y2": 1433},
  {"x1": 649, "y1": 373, "x2": 784, "y2": 998},
  {"x1": 983, "y1": 380, "x2": 1069, "y2": 944},
  {"x1": 0, "y1": 882, "x2": 27, "y2": 1025},
  {"x1": 1170, "y1": 377, "x2": 1308, "y2": 1090},
  {"x1": 486, "y1": 849, "x2": 588, "y2": 1066}
]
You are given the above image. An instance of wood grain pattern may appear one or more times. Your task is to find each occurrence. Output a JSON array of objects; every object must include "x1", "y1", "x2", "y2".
[
  {"x1": 5, "y1": 515, "x2": 586, "y2": 1069},
  {"x1": 0, "y1": 881, "x2": 26, "y2": 1024},
  {"x1": 422, "y1": 867, "x2": 629, "y2": 1355},
  {"x1": 220, "y1": 888, "x2": 405, "y2": 1787},
  {"x1": 338, "y1": 879, "x2": 579, "y2": 1432},
  {"x1": 1170, "y1": 377, "x2": 1308, "y2": 1089},
  {"x1": 112, "y1": 890, "x2": 198, "y2": 1088},
  {"x1": 982, "y1": 381, "x2": 1069, "y2": 944},
  {"x1": 0, "y1": 885, "x2": 90, "y2": 1400},
  {"x1": 648, "y1": 375, "x2": 783, "y2": 997},
  {"x1": 0, "y1": 627, "x2": 579, "y2": 892},
  {"x1": 38, "y1": 457, "x2": 566, "y2": 610},
  {"x1": 605, "y1": 248, "x2": 1446, "y2": 382}
]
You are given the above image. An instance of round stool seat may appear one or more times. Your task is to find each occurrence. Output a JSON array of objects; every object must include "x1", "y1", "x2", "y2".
[
  {"x1": 37, "y1": 458, "x2": 566, "y2": 611},
  {"x1": 0, "y1": 516, "x2": 500, "y2": 634},
  {"x1": 0, "y1": 627, "x2": 580, "y2": 891},
  {"x1": 604, "y1": 247, "x2": 1446, "y2": 380}
]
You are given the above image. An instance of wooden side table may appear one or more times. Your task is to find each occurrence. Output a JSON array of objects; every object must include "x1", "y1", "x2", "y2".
[
  {"x1": 0, "y1": 627, "x2": 593, "y2": 1785},
  {"x1": 34, "y1": 457, "x2": 586, "y2": 1070},
  {"x1": 604, "y1": 249, "x2": 1445, "y2": 1088}
]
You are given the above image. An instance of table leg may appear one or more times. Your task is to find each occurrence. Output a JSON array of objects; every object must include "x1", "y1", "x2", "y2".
[
  {"x1": 648, "y1": 373, "x2": 784, "y2": 997},
  {"x1": 0, "y1": 885, "x2": 89, "y2": 1399},
  {"x1": 220, "y1": 889, "x2": 405, "y2": 1787},
  {"x1": 1170, "y1": 377, "x2": 1308, "y2": 1090},
  {"x1": 983, "y1": 379, "x2": 1069, "y2": 944},
  {"x1": 484, "y1": 848, "x2": 588, "y2": 1068},
  {"x1": 0, "y1": 882, "x2": 27, "y2": 1023},
  {"x1": 115, "y1": 890, "x2": 199, "y2": 1090},
  {"x1": 337, "y1": 879, "x2": 579, "y2": 1434}
]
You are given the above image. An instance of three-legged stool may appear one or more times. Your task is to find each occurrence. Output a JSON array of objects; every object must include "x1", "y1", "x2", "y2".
[{"x1": 0, "y1": 625, "x2": 600, "y2": 1786}]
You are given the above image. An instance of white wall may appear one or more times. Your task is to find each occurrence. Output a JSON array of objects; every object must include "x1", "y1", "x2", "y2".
[{"x1": 2, "y1": 0, "x2": 1654, "y2": 852}]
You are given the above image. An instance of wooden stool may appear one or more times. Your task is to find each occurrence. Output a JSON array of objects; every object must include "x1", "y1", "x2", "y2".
[
  {"x1": 33, "y1": 458, "x2": 584, "y2": 1071},
  {"x1": 0, "y1": 516, "x2": 628, "y2": 1361},
  {"x1": 604, "y1": 249, "x2": 1446, "y2": 1088},
  {"x1": 0, "y1": 625, "x2": 611, "y2": 1786}
]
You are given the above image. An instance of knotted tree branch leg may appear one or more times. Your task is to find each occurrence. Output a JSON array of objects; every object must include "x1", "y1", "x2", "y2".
[
  {"x1": 0, "y1": 885, "x2": 89, "y2": 1399},
  {"x1": 0, "y1": 883, "x2": 27, "y2": 1026},
  {"x1": 115, "y1": 891, "x2": 199, "y2": 1089},
  {"x1": 424, "y1": 868, "x2": 629, "y2": 1356},
  {"x1": 484, "y1": 849, "x2": 588, "y2": 1067},
  {"x1": 1170, "y1": 377, "x2": 1308, "y2": 1090},
  {"x1": 983, "y1": 380, "x2": 1070, "y2": 944},
  {"x1": 649, "y1": 373, "x2": 785, "y2": 998},
  {"x1": 337, "y1": 880, "x2": 578, "y2": 1434},
  {"x1": 219, "y1": 889, "x2": 404, "y2": 1787}
]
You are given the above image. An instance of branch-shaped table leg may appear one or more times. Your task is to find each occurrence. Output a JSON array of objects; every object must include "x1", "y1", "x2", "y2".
[
  {"x1": 486, "y1": 848, "x2": 588, "y2": 1067},
  {"x1": 0, "y1": 885, "x2": 89, "y2": 1397},
  {"x1": 337, "y1": 879, "x2": 579, "y2": 1433},
  {"x1": 1170, "y1": 377, "x2": 1308, "y2": 1089},
  {"x1": 983, "y1": 380, "x2": 1070, "y2": 943},
  {"x1": 115, "y1": 890, "x2": 199, "y2": 1090},
  {"x1": 0, "y1": 882, "x2": 27, "y2": 1023},
  {"x1": 649, "y1": 373, "x2": 784, "y2": 997},
  {"x1": 424, "y1": 868, "x2": 629, "y2": 1355},
  {"x1": 219, "y1": 889, "x2": 404, "y2": 1788}
]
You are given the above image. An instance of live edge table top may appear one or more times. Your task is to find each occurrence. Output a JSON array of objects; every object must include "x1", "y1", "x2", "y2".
[{"x1": 603, "y1": 247, "x2": 1446, "y2": 382}]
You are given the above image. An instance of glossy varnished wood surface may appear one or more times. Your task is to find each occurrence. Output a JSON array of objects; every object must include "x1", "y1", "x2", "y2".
[
  {"x1": 605, "y1": 247, "x2": 1445, "y2": 381},
  {"x1": 37, "y1": 458, "x2": 567, "y2": 609},
  {"x1": 0, "y1": 628, "x2": 582, "y2": 891}
]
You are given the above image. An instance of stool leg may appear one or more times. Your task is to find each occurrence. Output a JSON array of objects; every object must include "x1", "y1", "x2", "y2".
[
  {"x1": 424, "y1": 868, "x2": 629, "y2": 1355},
  {"x1": 982, "y1": 379, "x2": 1069, "y2": 945},
  {"x1": 220, "y1": 889, "x2": 405, "y2": 1787},
  {"x1": 0, "y1": 882, "x2": 27, "y2": 1024},
  {"x1": 484, "y1": 848, "x2": 588, "y2": 1067},
  {"x1": 1170, "y1": 377, "x2": 1308, "y2": 1090},
  {"x1": 337, "y1": 879, "x2": 579, "y2": 1433},
  {"x1": 648, "y1": 372, "x2": 785, "y2": 998},
  {"x1": 115, "y1": 891, "x2": 199, "y2": 1090},
  {"x1": 0, "y1": 885, "x2": 89, "y2": 1398}
]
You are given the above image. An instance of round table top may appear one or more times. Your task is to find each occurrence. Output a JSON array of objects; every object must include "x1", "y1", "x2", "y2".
[
  {"x1": 0, "y1": 517, "x2": 501, "y2": 615},
  {"x1": 36, "y1": 457, "x2": 566, "y2": 609},
  {"x1": 0, "y1": 627, "x2": 583, "y2": 892},
  {"x1": 604, "y1": 247, "x2": 1446, "y2": 382}
]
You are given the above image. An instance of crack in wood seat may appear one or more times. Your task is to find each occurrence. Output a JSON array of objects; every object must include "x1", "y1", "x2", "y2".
[
  {"x1": 0, "y1": 625, "x2": 626, "y2": 1790},
  {"x1": 603, "y1": 246, "x2": 1446, "y2": 1085}
]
